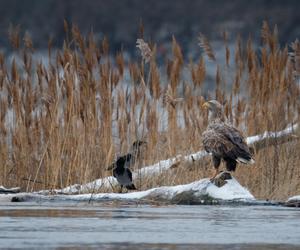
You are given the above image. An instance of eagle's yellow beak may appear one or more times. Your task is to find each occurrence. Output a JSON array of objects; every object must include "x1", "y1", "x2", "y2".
[{"x1": 202, "y1": 102, "x2": 210, "y2": 109}]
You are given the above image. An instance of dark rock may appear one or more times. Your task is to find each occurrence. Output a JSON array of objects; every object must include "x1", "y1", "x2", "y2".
[
  {"x1": 212, "y1": 171, "x2": 232, "y2": 187},
  {"x1": 284, "y1": 200, "x2": 300, "y2": 207},
  {"x1": 11, "y1": 196, "x2": 24, "y2": 202},
  {"x1": 171, "y1": 192, "x2": 218, "y2": 205}
]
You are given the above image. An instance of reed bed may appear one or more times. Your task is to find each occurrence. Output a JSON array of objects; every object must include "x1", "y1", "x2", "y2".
[{"x1": 0, "y1": 22, "x2": 299, "y2": 199}]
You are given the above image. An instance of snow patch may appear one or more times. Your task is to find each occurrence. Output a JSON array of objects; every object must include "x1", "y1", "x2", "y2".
[
  {"x1": 287, "y1": 195, "x2": 300, "y2": 202},
  {"x1": 2, "y1": 176, "x2": 254, "y2": 204},
  {"x1": 45, "y1": 123, "x2": 297, "y2": 195},
  {"x1": 246, "y1": 123, "x2": 298, "y2": 144}
]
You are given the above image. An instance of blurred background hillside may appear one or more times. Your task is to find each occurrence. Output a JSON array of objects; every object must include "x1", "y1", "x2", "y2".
[{"x1": 0, "y1": 0, "x2": 299, "y2": 57}]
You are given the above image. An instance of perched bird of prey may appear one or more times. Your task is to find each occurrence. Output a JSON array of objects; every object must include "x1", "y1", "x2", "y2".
[
  {"x1": 107, "y1": 140, "x2": 146, "y2": 193},
  {"x1": 202, "y1": 100, "x2": 254, "y2": 180}
]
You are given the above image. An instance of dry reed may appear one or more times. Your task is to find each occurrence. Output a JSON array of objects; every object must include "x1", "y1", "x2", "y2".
[{"x1": 0, "y1": 22, "x2": 299, "y2": 200}]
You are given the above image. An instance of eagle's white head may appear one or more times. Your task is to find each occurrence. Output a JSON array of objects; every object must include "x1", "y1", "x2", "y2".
[{"x1": 202, "y1": 100, "x2": 225, "y2": 123}]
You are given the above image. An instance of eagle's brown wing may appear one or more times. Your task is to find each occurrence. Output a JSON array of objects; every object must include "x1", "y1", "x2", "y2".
[
  {"x1": 202, "y1": 128, "x2": 235, "y2": 156},
  {"x1": 202, "y1": 123, "x2": 253, "y2": 164},
  {"x1": 213, "y1": 123, "x2": 251, "y2": 155}
]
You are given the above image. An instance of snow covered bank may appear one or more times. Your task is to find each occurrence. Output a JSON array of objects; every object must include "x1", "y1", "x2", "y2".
[
  {"x1": 41, "y1": 123, "x2": 298, "y2": 195},
  {"x1": 2, "y1": 175, "x2": 255, "y2": 205},
  {"x1": 286, "y1": 195, "x2": 300, "y2": 207},
  {"x1": 288, "y1": 195, "x2": 300, "y2": 201},
  {"x1": 38, "y1": 155, "x2": 189, "y2": 194},
  {"x1": 0, "y1": 124, "x2": 297, "y2": 206}
]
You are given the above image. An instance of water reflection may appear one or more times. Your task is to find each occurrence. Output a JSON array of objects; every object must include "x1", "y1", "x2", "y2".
[{"x1": 0, "y1": 201, "x2": 299, "y2": 249}]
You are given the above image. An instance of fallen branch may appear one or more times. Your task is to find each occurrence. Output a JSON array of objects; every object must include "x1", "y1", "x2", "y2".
[
  {"x1": 8, "y1": 173, "x2": 254, "y2": 204},
  {"x1": 0, "y1": 186, "x2": 21, "y2": 194},
  {"x1": 249, "y1": 128, "x2": 299, "y2": 152},
  {"x1": 285, "y1": 195, "x2": 300, "y2": 207},
  {"x1": 39, "y1": 123, "x2": 298, "y2": 195}
]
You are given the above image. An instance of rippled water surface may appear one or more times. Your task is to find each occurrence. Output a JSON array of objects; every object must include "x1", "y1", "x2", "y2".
[{"x1": 0, "y1": 201, "x2": 299, "y2": 249}]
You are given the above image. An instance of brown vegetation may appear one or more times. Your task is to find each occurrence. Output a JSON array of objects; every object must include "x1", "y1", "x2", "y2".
[{"x1": 0, "y1": 22, "x2": 299, "y2": 200}]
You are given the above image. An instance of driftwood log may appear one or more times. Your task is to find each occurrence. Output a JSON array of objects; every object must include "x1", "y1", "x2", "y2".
[
  {"x1": 171, "y1": 126, "x2": 299, "y2": 170},
  {"x1": 251, "y1": 133, "x2": 299, "y2": 153},
  {"x1": 0, "y1": 186, "x2": 21, "y2": 194},
  {"x1": 33, "y1": 124, "x2": 298, "y2": 196},
  {"x1": 284, "y1": 200, "x2": 300, "y2": 207}
]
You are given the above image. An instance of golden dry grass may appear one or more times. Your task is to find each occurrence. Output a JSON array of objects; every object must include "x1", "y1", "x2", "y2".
[{"x1": 0, "y1": 22, "x2": 299, "y2": 200}]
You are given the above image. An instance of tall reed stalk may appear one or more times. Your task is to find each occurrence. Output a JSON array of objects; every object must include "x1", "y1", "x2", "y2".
[{"x1": 0, "y1": 22, "x2": 299, "y2": 199}]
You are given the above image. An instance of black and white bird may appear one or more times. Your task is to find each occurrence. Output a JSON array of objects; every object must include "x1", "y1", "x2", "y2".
[{"x1": 107, "y1": 140, "x2": 146, "y2": 193}]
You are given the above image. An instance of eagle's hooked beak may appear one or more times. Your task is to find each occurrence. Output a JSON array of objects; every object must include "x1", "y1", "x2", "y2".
[{"x1": 202, "y1": 102, "x2": 210, "y2": 109}]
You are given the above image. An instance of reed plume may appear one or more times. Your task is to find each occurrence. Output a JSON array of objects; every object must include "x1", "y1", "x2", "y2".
[{"x1": 0, "y1": 22, "x2": 298, "y2": 201}]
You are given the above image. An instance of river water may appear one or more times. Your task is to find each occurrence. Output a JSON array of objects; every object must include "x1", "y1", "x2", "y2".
[{"x1": 0, "y1": 201, "x2": 299, "y2": 249}]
